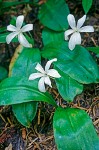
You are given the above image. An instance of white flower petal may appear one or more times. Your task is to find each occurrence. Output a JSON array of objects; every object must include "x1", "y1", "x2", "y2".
[
  {"x1": 47, "y1": 69, "x2": 61, "y2": 78},
  {"x1": 45, "y1": 58, "x2": 57, "y2": 72},
  {"x1": 21, "y1": 24, "x2": 33, "y2": 32},
  {"x1": 67, "y1": 14, "x2": 76, "y2": 29},
  {"x1": 64, "y1": 29, "x2": 74, "y2": 40},
  {"x1": 29, "y1": 73, "x2": 44, "y2": 80},
  {"x1": 35, "y1": 63, "x2": 45, "y2": 74},
  {"x1": 6, "y1": 32, "x2": 18, "y2": 44},
  {"x1": 69, "y1": 32, "x2": 81, "y2": 50},
  {"x1": 38, "y1": 77, "x2": 46, "y2": 92},
  {"x1": 79, "y1": 26, "x2": 94, "y2": 32},
  {"x1": 44, "y1": 76, "x2": 52, "y2": 87},
  {"x1": 18, "y1": 33, "x2": 31, "y2": 47},
  {"x1": 16, "y1": 15, "x2": 24, "y2": 29},
  {"x1": 7, "y1": 24, "x2": 17, "y2": 31},
  {"x1": 77, "y1": 15, "x2": 86, "y2": 29}
]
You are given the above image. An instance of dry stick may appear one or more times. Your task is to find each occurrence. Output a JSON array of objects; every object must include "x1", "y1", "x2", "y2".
[
  {"x1": 94, "y1": 118, "x2": 99, "y2": 125},
  {"x1": 39, "y1": 135, "x2": 54, "y2": 143},
  {"x1": 0, "y1": 114, "x2": 6, "y2": 123},
  {"x1": 38, "y1": 108, "x2": 41, "y2": 125},
  {"x1": 26, "y1": 137, "x2": 39, "y2": 150},
  {"x1": 86, "y1": 33, "x2": 98, "y2": 47}
]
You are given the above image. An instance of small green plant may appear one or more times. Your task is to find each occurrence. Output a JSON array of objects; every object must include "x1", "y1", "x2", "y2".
[{"x1": 0, "y1": 0, "x2": 99, "y2": 149}]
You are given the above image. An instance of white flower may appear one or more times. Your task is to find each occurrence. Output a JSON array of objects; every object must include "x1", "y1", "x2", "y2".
[
  {"x1": 29, "y1": 58, "x2": 61, "y2": 92},
  {"x1": 6, "y1": 15, "x2": 33, "y2": 47},
  {"x1": 64, "y1": 14, "x2": 94, "y2": 50}
]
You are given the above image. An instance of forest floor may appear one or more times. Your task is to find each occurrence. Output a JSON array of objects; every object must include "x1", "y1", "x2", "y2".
[{"x1": 0, "y1": 0, "x2": 99, "y2": 150}]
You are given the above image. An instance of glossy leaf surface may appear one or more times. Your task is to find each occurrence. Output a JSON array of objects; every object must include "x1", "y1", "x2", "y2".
[
  {"x1": 0, "y1": 77, "x2": 57, "y2": 107},
  {"x1": 12, "y1": 102, "x2": 38, "y2": 127},
  {"x1": 9, "y1": 47, "x2": 40, "y2": 126},
  {"x1": 53, "y1": 107, "x2": 99, "y2": 150},
  {"x1": 2, "y1": 0, "x2": 30, "y2": 8},
  {"x1": 0, "y1": 66, "x2": 8, "y2": 81},
  {"x1": 82, "y1": 0, "x2": 93, "y2": 14},
  {"x1": 42, "y1": 28, "x2": 64, "y2": 46},
  {"x1": 7, "y1": 46, "x2": 56, "y2": 126},
  {"x1": 42, "y1": 42, "x2": 99, "y2": 84},
  {"x1": 38, "y1": 0, "x2": 69, "y2": 31},
  {"x1": 9, "y1": 46, "x2": 40, "y2": 77},
  {"x1": 55, "y1": 67, "x2": 83, "y2": 102},
  {"x1": 87, "y1": 47, "x2": 99, "y2": 55}
]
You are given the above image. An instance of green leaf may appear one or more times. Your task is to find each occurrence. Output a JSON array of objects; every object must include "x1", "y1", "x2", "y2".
[
  {"x1": 87, "y1": 47, "x2": 99, "y2": 55},
  {"x1": 9, "y1": 47, "x2": 41, "y2": 77},
  {"x1": 0, "y1": 1, "x2": 37, "y2": 15},
  {"x1": 0, "y1": 77, "x2": 57, "y2": 107},
  {"x1": 25, "y1": 33, "x2": 34, "y2": 46},
  {"x1": 2, "y1": 0, "x2": 31, "y2": 8},
  {"x1": 0, "y1": 27, "x2": 6, "y2": 33},
  {"x1": 0, "y1": 32, "x2": 9, "y2": 43},
  {"x1": 42, "y1": 28, "x2": 64, "y2": 45},
  {"x1": 82, "y1": 0, "x2": 93, "y2": 14},
  {"x1": 10, "y1": 47, "x2": 41, "y2": 127},
  {"x1": 12, "y1": 102, "x2": 38, "y2": 127},
  {"x1": 0, "y1": 66, "x2": 8, "y2": 81},
  {"x1": 1, "y1": 46, "x2": 55, "y2": 107},
  {"x1": 53, "y1": 107, "x2": 99, "y2": 150},
  {"x1": 42, "y1": 42, "x2": 99, "y2": 84},
  {"x1": 55, "y1": 67, "x2": 83, "y2": 102},
  {"x1": 38, "y1": 0, "x2": 69, "y2": 31}
]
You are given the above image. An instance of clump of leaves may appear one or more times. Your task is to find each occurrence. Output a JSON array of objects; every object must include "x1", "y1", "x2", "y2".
[{"x1": 0, "y1": 0, "x2": 99, "y2": 149}]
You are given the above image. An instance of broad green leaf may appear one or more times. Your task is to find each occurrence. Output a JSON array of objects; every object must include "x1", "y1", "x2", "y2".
[
  {"x1": 0, "y1": 66, "x2": 8, "y2": 81},
  {"x1": 12, "y1": 102, "x2": 38, "y2": 127},
  {"x1": 9, "y1": 47, "x2": 41, "y2": 126},
  {"x1": 9, "y1": 47, "x2": 40, "y2": 77},
  {"x1": 25, "y1": 34, "x2": 34, "y2": 46},
  {"x1": 0, "y1": 33, "x2": 9, "y2": 43},
  {"x1": 53, "y1": 107, "x2": 99, "y2": 150},
  {"x1": 87, "y1": 47, "x2": 99, "y2": 55},
  {"x1": 10, "y1": 16, "x2": 17, "y2": 26},
  {"x1": 55, "y1": 67, "x2": 83, "y2": 102},
  {"x1": 82, "y1": 0, "x2": 93, "y2": 14},
  {"x1": 0, "y1": 77, "x2": 57, "y2": 107},
  {"x1": 42, "y1": 28, "x2": 64, "y2": 45},
  {"x1": 42, "y1": 42, "x2": 99, "y2": 84},
  {"x1": 2, "y1": 0, "x2": 31, "y2": 8},
  {"x1": 38, "y1": 0, "x2": 69, "y2": 31}
]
